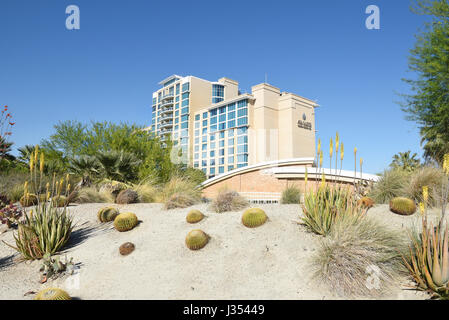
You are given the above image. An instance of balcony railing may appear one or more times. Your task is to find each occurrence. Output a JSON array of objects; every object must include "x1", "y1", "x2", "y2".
[
  {"x1": 161, "y1": 99, "x2": 174, "y2": 107},
  {"x1": 160, "y1": 106, "x2": 174, "y2": 114},
  {"x1": 159, "y1": 121, "x2": 173, "y2": 129},
  {"x1": 161, "y1": 93, "x2": 174, "y2": 101}
]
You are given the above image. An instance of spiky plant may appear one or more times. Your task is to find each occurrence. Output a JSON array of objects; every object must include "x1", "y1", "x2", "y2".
[
  {"x1": 97, "y1": 207, "x2": 119, "y2": 222},
  {"x1": 51, "y1": 195, "x2": 67, "y2": 208},
  {"x1": 301, "y1": 184, "x2": 366, "y2": 236},
  {"x1": 281, "y1": 185, "x2": 301, "y2": 204},
  {"x1": 241, "y1": 208, "x2": 268, "y2": 228},
  {"x1": 389, "y1": 197, "x2": 417, "y2": 216},
  {"x1": 185, "y1": 229, "x2": 209, "y2": 250},
  {"x1": 186, "y1": 209, "x2": 204, "y2": 224},
  {"x1": 3, "y1": 202, "x2": 73, "y2": 260},
  {"x1": 113, "y1": 212, "x2": 138, "y2": 232},
  {"x1": 34, "y1": 288, "x2": 71, "y2": 300},
  {"x1": 403, "y1": 216, "x2": 449, "y2": 299}
]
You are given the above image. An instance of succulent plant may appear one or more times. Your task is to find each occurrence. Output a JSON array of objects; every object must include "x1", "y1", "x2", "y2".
[
  {"x1": 0, "y1": 203, "x2": 23, "y2": 228},
  {"x1": 186, "y1": 209, "x2": 204, "y2": 224},
  {"x1": 34, "y1": 288, "x2": 71, "y2": 300},
  {"x1": 39, "y1": 253, "x2": 75, "y2": 280},
  {"x1": 119, "y1": 242, "x2": 135, "y2": 255},
  {"x1": 19, "y1": 194, "x2": 38, "y2": 207},
  {"x1": 115, "y1": 189, "x2": 139, "y2": 205},
  {"x1": 185, "y1": 229, "x2": 209, "y2": 250},
  {"x1": 241, "y1": 208, "x2": 268, "y2": 228},
  {"x1": 357, "y1": 196, "x2": 375, "y2": 209},
  {"x1": 389, "y1": 197, "x2": 416, "y2": 216},
  {"x1": 113, "y1": 212, "x2": 138, "y2": 232},
  {"x1": 97, "y1": 207, "x2": 119, "y2": 222}
]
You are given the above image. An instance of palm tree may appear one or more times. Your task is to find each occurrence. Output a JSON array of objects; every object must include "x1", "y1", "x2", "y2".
[
  {"x1": 0, "y1": 136, "x2": 14, "y2": 161},
  {"x1": 17, "y1": 145, "x2": 35, "y2": 164},
  {"x1": 390, "y1": 151, "x2": 421, "y2": 172},
  {"x1": 68, "y1": 155, "x2": 101, "y2": 187},
  {"x1": 95, "y1": 150, "x2": 141, "y2": 183}
]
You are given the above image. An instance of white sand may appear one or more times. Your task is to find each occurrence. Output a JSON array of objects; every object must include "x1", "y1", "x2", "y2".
[{"x1": 0, "y1": 203, "x2": 433, "y2": 300}]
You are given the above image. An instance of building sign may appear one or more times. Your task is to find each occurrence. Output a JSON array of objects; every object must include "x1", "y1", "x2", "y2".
[{"x1": 297, "y1": 113, "x2": 312, "y2": 130}]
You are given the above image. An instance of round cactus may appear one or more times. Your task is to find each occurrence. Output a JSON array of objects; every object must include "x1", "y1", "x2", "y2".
[
  {"x1": 241, "y1": 208, "x2": 268, "y2": 228},
  {"x1": 38, "y1": 194, "x2": 47, "y2": 203},
  {"x1": 186, "y1": 209, "x2": 204, "y2": 224},
  {"x1": 389, "y1": 197, "x2": 417, "y2": 216},
  {"x1": 115, "y1": 189, "x2": 139, "y2": 204},
  {"x1": 97, "y1": 207, "x2": 120, "y2": 223},
  {"x1": 34, "y1": 288, "x2": 71, "y2": 300},
  {"x1": 357, "y1": 197, "x2": 375, "y2": 209},
  {"x1": 119, "y1": 242, "x2": 135, "y2": 256},
  {"x1": 113, "y1": 212, "x2": 138, "y2": 232},
  {"x1": 19, "y1": 194, "x2": 38, "y2": 207},
  {"x1": 185, "y1": 229, "x2": 209, "y2": 250}
]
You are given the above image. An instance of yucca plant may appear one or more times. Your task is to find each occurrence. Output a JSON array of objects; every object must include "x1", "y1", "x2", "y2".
[{"x1": 301, "y1": 184, "x2": 366, "y2": 236}]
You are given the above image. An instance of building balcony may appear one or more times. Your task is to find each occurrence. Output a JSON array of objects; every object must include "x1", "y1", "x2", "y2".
[
  {"x1": 160, "y1": 128, "x2": 173, "y2": 135},
  {"x1": 159, "y1": 114, "x2": 173, "y2": 121},
  {"x1": 160, "y1": 106, "x2": 174, "y2": 115},
  {"x1": 159, "y1": 121, "x2": 173, "y2": 129},
  {"x1": 161, "y1": 93, "x2": 174, "y2": 101},
  {"x1": 161, "y1": 99, "x2": 174, "y2": 107}
]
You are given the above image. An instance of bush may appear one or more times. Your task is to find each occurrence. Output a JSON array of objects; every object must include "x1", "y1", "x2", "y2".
[
  {"x1": 301, "y1": 185, "x2": 366, "y2": 236},
  {"x1": 115, "y1": 189, "x2": 139, "y2": 204},
  {"x1": 389, "y1": 197, "x2": 417, "y2": 216},
  {"x1": 281, "y1": 185, "x2": 301, "y2": 204},
  {"x1": 75, "y1": 187, "x2": 114, "y2": 204},
  {"x1": 134, "y1": 182, "x2": 157, "y2": 203},
  {"x1": 357, "y1": 197, "x2": 375, "y2": 209},
  {"x1": 8, "y1": 183, "x2": 25, "y2": 203},
  {"x1": 209, "y1": 189, "x2": 249, "y2": 213},
  {"x1": 160, "y1": 177, "x2": 202, "y2": 209},
  {"x1": 311, "y1": 217, "x2": 407, "y2": 297},
  {"x1": 369, "y1": 169, "x2": 410, "y2": 204},
  {"x1": 403, "y1": 167, "x2": 446, "y2": 207}
]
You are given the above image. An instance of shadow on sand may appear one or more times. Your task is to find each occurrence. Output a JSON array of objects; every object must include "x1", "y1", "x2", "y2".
[
  {"x1": 64, "y1": 222, "x2": 114, "y2": 251},
  {"x1": 0, "y1": 254, "x2": 17, "y2": 271}
]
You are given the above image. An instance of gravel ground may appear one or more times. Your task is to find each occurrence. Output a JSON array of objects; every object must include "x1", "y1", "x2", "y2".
[{"x1": 0, "y1": 202, "x2": 436, "y2": 300}]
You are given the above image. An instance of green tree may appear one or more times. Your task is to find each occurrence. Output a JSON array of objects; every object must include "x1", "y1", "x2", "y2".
[
  {"x1": 401, "y1": 0, "x2": 449, "y2": 164},
  {"x1": 390, "y1": 151, "x2": 421, "y2": 172}
]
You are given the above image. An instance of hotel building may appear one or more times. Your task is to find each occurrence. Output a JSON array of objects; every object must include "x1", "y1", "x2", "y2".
[{"x1": 150, "y1": 75, "x2": 319, "y2": 180}]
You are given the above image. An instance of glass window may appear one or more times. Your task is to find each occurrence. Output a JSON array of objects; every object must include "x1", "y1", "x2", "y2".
[
  {"x1": 228, "y1": 120, "x2": 235, "y2": 128},
  {"x1": 195, "y1": 137, "x2": 199, "y2": 144},
  {"x1": 210, "y1": 109, "x2": 217, "y2": 116},
  {"x1": 210, "y1": 142, "x2": 216, "y2": 149},
  {"x1": 238, "y1": 99, "x2": 247, "y2": 108},
  {"x1": 202, "y1": 120, "x2": 208, "y2": 127},
  {"x1": 210, "y1": 150, "x2": 215, "y2": 157},
  {"x1": 237, "y1": 117, "x2": 248, "y2": 126},
  {"x1": 195, "y1": 130, "x2": 199, "y2": 137},
  {"x1": 228, "y1": 165, "x2": 234, "y2": 171},
  {"x1": 219, "y1": 149, "x2": 225, "y2": 156},
  {"x1": 210, "y1": 117, "x2": 217, "y2": 125},
  {"x1": 219, "y1": 106, "x2": 226, "y2": 114},
  {"x1": 237, "y1": 154, "x2": 248, "y2": 163},
  {"x1": 194, "y1": 145, "x2": 199, "y2": 152},
  {"x1": 175, "y1": 118, "x2": 179, "y2": 124},
  {"x1": 195, "y1": 114, "x2": 200, "y2": 121},
  {"x1": 182, "y1": 100, "x2": 189, "y2": 107},
  {"x1": 194, "y1": 162, "x2": 199, "y2": 168},
  {"x1": 212, "y1": 97, "x2": 224, "y2": 103},
  {"x1": 202, "y1": 136, "x2": 207, "y2": 143},
  {"x1": 219, "y1": 166, "x2": 224, "y2": 173},
  {"x1": 219, "y1": 114, "x2": 226, "y2": 122},
  {"x1": 182, "y1": 82, "x2": 190, "y2": 92},
  {"x1": 203, "y1": 112, "x2": 208, "y2": 119},
  {"x1": 181, "y1": 107, "x2": 189, "y2": 115},
  {"x1": 210, "y1": 167, "x2": 215, "y2": 175},
  {"x1": 175, "y1": 96, "x2": 179, "y2": 102},
  {"x1": 228, "y1": 103, "x2": 235, "y2": 111},
  {"x1": 195, "y1": 122, "x2": 200, "y2": 129},
  {"x1": 210, "y1": 134, "x2": 216, "y2": 141},
  {"x1": 228, "y1": 147, "x2": 234, "y2": 154},
  {"x1": 228, "y1": 156, "x2": 234, "y2": 164},
  {"x1": 238, "y1": 136, "x2": 248, "y2": 144},
  {"x1": 202, "y1": 152, "x2": 207, "y2": 158},
  {"x1": 202, "y1": 160, "x2": 207, "y2": 167},
  {"x1": 210, "y1": 125, "x2": 217, "y2": 132},
  {"x1": 237, "y1": 145, "x2": 248, "y2": 153},
  {"x1": 182, "y1": 92, "x2": 189, "y2": 100},
  {"x1": 181, "y1": 115, "x2": 189, "y2": 122},
  {"x1": 220, "y1": 140, "x2": 225, "y2": 148},
  {"x1": 176, "y1": 83, "x2": 180, "y2": 95},
  {"x1": 202, "y1": 144, "x2": 207, "y2": 151},
  {"x1": 181, "y1": 122, "x2": 188, "y2": 129},
  {"x1": 210, "y1": 159, "x2": 215, "y2": 166},
  {"x1": 237, "y1": 108, "x2": 247, "y2": 117},
  {"x1": 175, "y1": 110, "x2": 179, "y2": 117},
  {"x1": 194, "y1": 153, "x2": 199, "y2": 160},
  {"x1": 228, "y1": 111, "x2": 235, "y2": 120},
  {"x1": 220, "y1": 131, "x2": 225, "y2": 139},
  {"x1": 219, "y1": 123, "x2": 226, "y2": 130},
  {"x1": 202, "y1": 128, "x2": 207, "y2": 135}
]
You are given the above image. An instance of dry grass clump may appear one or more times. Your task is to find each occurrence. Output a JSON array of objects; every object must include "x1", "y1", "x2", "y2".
[
  {"x1": 209, "y1": 189, "x2": 249, "y2": 213},
  {"x1": 160, "y1": 177, "x2": 202, "y2": 209},
  {"x1": 369, "y1": 169, "x2": 410, "y2": 204},
  {"x1": 281, "y1": 185, "x2": 301, "y2": 204},
  {"x1": 74, "y1": 187, "x2": 114, "y2": 204},
  {"x1": 311, "y1": 217, "x2": 407, "y2": 298},
  {"x1": 402, "y1": 167, "x2": 446, "y2": 207},
  {"x1": 134, "y1": 182, "x2": 157, "y2": 203}
]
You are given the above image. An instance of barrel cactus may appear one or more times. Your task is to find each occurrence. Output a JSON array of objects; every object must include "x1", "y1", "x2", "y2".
[
  {"x1": 113, "y1": 212, "x2": 138, "y2": 232},
  {"x1": 241, "y1": 208, "x2": 268, "y2": 228},
  {"x1": 389, "y1": 197, "x2": 417, "y2": 216},
  {"x1": 115, "y1": 189, "x2": 139, "y2": 204},
  {"x1": 97, "y1": 207, "x2": 120, "y2": 223},
  {"x1": 185, "y1": 229, "x2": 209, "y2": 250},
  {"x1": 357, "y1": 196, "x2": 375, "y2": 209},
  {"x1": 19, "y1": 194, "x2": 38, "y2": 207},
  {"x1": 34, "y1": 288, "x2": 71, "y2": 300},
  {"x1": 186, "y1": 209, "x2": 204, "y2": 224}
]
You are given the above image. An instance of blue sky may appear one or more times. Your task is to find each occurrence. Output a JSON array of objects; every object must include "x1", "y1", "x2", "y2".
[{"x1": 0, "y1": 0, "x2": 430, "y2": 174}]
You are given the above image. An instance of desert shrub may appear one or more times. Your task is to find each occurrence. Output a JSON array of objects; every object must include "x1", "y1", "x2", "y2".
[
  {"x1": 8, "y1": 183, "x2": 25, "y2": 203},
  {"x1": 402, "y1": 166, "x2": 446, "y2": 207},
  {"x1": 301, "y1": 184, "x2": 366, "y2": 236},
  {"x1": 369, "y1": 169, "x2": 409, "y2": 204},
  {"x1": 209, "y1": 189, "x2": 249, "y2": 213},
  {"x1": 357, "y1": 196, "x2": 375, "y2": 208},
  {"x1": 389, "y1": 197, "x2": 417, "y2": 216},
  {"x1": 75, "y1": 187, "x2": 114, "y2": 203},
  {"x1": 281, "y1": 185, "x2": 301, "y2": 204},
  {"x1": 160, "y1": 177, "x2": 202, "y2": 209},
  {"x1": 403, "y1": 215, "x2": 449, "y2": 299},
  {"x1": 3, "y1": 202, "x2": 73, "y2": 260},
  {"x1": 178, "y1": 167, "x2": 207, "y2": 185},
  {"x1": 0, "y1": 193, "x2": 10, "y2": 209},
  {"x1": 0, "y1": 172, "x2": 28, "y2": 200},
  {"x1": 98, "y1": 179, "x2": 130, "y2": 198},
  {"x1": 311, "y1": 217, "x2": 407, "y2": 297},
  {"x1": 115, "y1": 189, "x2": 139, "y2": 204},
  {"x1": 133, "y1": 182, "x2": 157, "y2": 203}
]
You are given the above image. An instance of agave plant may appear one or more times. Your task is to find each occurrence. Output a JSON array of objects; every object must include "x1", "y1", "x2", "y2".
[{"x1": 403, "y1": 216, "x2": 449, "y2": 299}]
